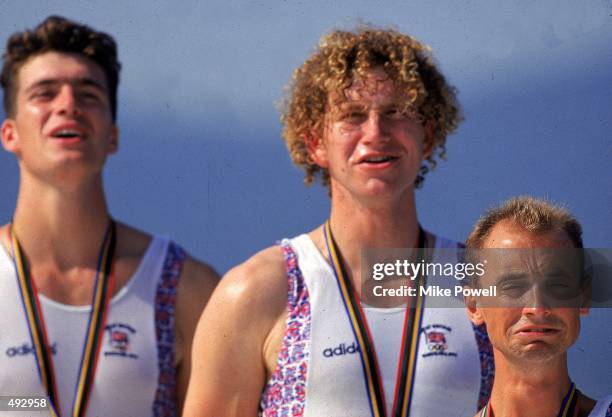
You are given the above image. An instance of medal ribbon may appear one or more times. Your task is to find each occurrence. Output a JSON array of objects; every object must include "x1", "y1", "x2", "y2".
[
  {"x1": 10, "y1": 220, "x2": 116, "y2": 417},
  {"x1": 479, "y1": 382, "x2": 579, "y2": 417},
  {"x1": 323, "y1": 221, "x2": 431, "y2": 417}
]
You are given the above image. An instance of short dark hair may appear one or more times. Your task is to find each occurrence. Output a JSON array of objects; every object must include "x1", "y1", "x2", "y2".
[{"x1": 1, "y1": 15, "x2": 121, "y2": 120}]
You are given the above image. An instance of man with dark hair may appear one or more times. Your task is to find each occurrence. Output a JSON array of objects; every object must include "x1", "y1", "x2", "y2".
[
  {"x1": 184, "y1": 26, "x2": 492, "y2": 417},
  {"x1": 465, "y1": 196, "x2": 612, "y2": 417},
  {"x1": 0, "y1": 16, "x2": 218, "y2": 416}
]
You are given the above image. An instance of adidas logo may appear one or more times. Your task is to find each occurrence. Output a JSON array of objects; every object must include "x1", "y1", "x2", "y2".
[
  {"x1": 322, "y1": 342, "x2": 360, "y2": 358},
  {"x1": 6, "y1": 342, "x2": 57, "y2": 357}
]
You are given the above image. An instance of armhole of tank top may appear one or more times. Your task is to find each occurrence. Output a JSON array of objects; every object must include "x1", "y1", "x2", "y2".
[
  {"x1": 595, "y1": 394, "x2": 612, "y2": 417},
  {"x1": 120, "y1": 236, "x2": 168, "y2": 298},
  {"x1": 152, "y1": 241, "x2": 186, "y2": 417},
  {"x1": 472, "y1": 322, "x2": 494, "y2": 411},
  {"x1": 454, "y1": 238, "x2": 496, "y2": 411},
  {"x1": 259, "y1": 240, "x2": 311, "y2": 415}
]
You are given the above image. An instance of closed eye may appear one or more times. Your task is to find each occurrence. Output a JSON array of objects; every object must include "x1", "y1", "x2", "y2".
[
  {"x1": 340, "y1": 111, "x2": 366, "y2": 123},
  {"x1": 30, "y1": 89, "x2": 56, "y2": 101},
  {"x1": 80, "y1": 92, "x2": 102, "y2": 102},
  {"x1": 77, "y1": 86, "x2": 105, "y2": 103},
  {"x1": 383, "y1": 108, "x2": 403, "y2": 118}
]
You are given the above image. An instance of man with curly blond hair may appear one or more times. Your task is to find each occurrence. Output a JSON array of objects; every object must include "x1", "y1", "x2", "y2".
[{"x1": 185, "y1": 26, "x2": 492, "y2": 417}]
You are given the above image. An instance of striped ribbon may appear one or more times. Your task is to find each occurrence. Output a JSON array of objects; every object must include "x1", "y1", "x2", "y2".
[
  {"x1": 479, "y1": 382, "x2": 579, "y2": 417},
  {"x1": 10, "y1": 220, "x2": 116, "y2": 417},
  {"x1": 323, "y1": 221, "x2": 431, "y2": 417}
]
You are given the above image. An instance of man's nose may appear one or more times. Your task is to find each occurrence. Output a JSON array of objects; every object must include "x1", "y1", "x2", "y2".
[
  {"x1": 362, "y1": 112, "x2": 389, "y2": 143},
  {"x1": 522, "y1": 285, "x2": 553, "y2": 315},
  {"x1": 55, "y1": 85, "x2": 80, "y2": 116}
]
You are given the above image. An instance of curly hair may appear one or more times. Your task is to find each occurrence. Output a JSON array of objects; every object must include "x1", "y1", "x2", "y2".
[
  {"x1": 280, "y1": 25, "x2": 463, "y2": 189},
  {"x1": 1, "y1": 15, "x2": 121, "y2": 120}
]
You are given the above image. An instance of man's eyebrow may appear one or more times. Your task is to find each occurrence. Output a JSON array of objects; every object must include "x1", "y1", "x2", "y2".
[
  {"x1": 77, "y1": 78, "x2": 107, "y2": 91},
  {"x1": 328, "y1": 101, "x2": 366, "y2": 113},
  {"x1": 24, "y1": 79, "x2": 58, "y2": 92},
  {"x1": 539, "y1": 269, "x2": 578, "y2": 282},
  {"x1": 338, "y1": 102, "x2": 367, "y2": 110},
  {"x1": 336, "y1": 100, "x2": 405, "y2": 110},
  {"x1": 24, "y1": 77, "x2": 107, "y2": 93},
  {"x1": 496, "y1": 272, "x2": 529, "y2": 283}
]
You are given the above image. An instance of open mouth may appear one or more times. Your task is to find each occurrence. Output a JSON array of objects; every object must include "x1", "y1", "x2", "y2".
[
  {"x1": 519, "y1": 328, "x2": 557, "y2": 333},
  {"x1": 52, "y1": 129, "x2": 83, "y2": 139},
  {"x1": 361, "y1": 156, "x2": 398, "y2": 164}
]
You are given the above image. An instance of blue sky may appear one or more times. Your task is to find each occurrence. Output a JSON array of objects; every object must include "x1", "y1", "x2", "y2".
[{"x1": 0, "y1": 0, "x2": 610, "y2": 399}]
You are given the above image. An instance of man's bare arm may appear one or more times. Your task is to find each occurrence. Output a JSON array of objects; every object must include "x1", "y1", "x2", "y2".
[
  {"x1": 182, "y1": 247, "x2": 288, "y2": 417},
  {"x1": 175, "y1": 257, "x2": 220, "y2": 411}
]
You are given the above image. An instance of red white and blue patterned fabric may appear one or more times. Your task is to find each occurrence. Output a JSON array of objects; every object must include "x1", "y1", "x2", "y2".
[{"x1": 258, "y1": 233, "x2": 494, "y2": 417}]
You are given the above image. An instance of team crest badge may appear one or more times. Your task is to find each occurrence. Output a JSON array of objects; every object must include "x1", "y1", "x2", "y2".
[
  {"x1": 421, "y1": 324, "x2": 458, "y2": 357},
  {"x1": 104, "y1": 323, "x2": 138, "y2": 359}
]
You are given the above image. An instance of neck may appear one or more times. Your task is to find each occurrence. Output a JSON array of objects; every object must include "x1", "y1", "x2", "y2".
[
  {"x1": 327, "y1": 185, "x2": 420, "y2": 289},
  {"x1": 10, "y1": 173, "x2": 111, "y2": 270},
  {"x1": 488, "y1": 353, "x2": 572, "y2": 417}
]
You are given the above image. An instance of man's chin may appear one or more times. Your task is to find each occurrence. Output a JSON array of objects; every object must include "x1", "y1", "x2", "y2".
[
  {"x1": 359, "y1": 178, "x2": 414, "y2": 198},
  {"x1": 508, "y1": 342, "x2": 565, "y2": 362}
]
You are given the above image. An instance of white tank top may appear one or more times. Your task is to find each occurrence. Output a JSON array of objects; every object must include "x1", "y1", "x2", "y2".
[
  {"x1": 0, "y1": 236, "x2": 184, "y2": 417},
  {"x1": 589, "y1": 394, "x2": 612, "y2": 417},
  {"x1": 260, "y1": 233, "x2": 493, "y2": 417}
]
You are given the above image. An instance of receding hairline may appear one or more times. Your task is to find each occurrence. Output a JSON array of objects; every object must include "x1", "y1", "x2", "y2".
[
  {"x1": 480, "y1": 219, "x2": 578, "y2": 249},
  {"x1": 465, "y1": 196, "x2": 584, "y2": 250}
]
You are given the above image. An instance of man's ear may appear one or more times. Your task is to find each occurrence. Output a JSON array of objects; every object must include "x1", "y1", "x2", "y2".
[
  {"x1": 1, "y1": 119, "x2": 20, "y2": 155},
  {"x1": 579, "y1": 280, "x2": 591, "y2": 316},
  {"x1": 107, "y1": 124, "x2": 119, "y2": 155},
  {"x1": 465, "y1": 296, "x2": 485, "y2": 325},
  {"x1": 423, "y1": 120, "x2": 436, "y2": 160},
  {"x1": 304, "y1": 130, "x2": 328, "y2": 168},
  {"x1": 579, "y1": 271, "x2": 592, "y2": 316}
]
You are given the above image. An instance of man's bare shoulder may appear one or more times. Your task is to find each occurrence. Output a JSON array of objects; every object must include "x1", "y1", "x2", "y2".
[
  {"x1": 235, "y1": 245, "x2": 288, "y2": 284},
  {"x1": 0, "y1": 223, "x2": 10, "y2": 254},
  {"x1": 175, "y1": 255, "x2": 220, "y2": 328},
  {"x1": 179, "y1": 256, "x2": 219, "y2": 298},
  {"x1": 184, "y1": 246, "x2": 289, "y2": 415},
  {"x1": 115, "y1": 222, "x2": 152, "y2": 258},
  {"x1": 174, "y1": 253, "x2": 219, "y2": 395},
  {"x1": 213, "y1": 245, "x2": 288, "y2": 321}
]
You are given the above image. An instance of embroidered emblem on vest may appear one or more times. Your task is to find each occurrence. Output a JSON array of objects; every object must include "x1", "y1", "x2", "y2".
[
  {"x1": 421, "y1": 324, "x2": 458, "y2": 357},
  {"x1": 104, "y1": 322, "x2": 138, "y2": 359}
]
